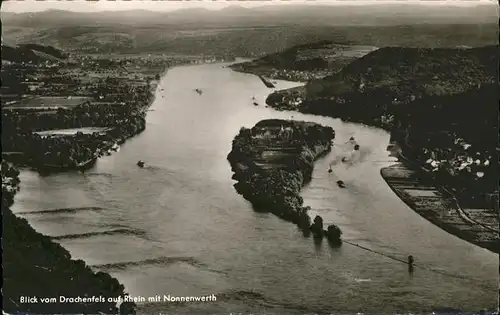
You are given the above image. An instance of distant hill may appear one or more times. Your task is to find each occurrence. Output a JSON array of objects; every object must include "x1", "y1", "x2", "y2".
[
  {"x1": 18, "y1": 44, "x2": 67, "y2": 59},
  {"x1": 1, "y1": 43, "x2": 66, "y2": 63},
  {"x1": 2, "y1": 5, "x2": 498, "y2": 27},
  {"x1": 1, "y1": 4, "x2": 498, "y2": 55}
]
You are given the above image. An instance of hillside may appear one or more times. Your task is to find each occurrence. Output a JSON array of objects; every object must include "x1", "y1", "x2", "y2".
[
  {"x1": 1, "y1": 43, "x2": 66, "y2": 63},
  {"x1": 18, "y1": 43, "x2": 67, "y2": 59},
  {"x1": 311, "y1": 45, "x2": 495, "y2": 96},
  {"x1": 230, "y1": 41, "x2": 378, "y2": 81},
  {"x1": 266, "y1": 45, "x2": 497, "y2": 111}
]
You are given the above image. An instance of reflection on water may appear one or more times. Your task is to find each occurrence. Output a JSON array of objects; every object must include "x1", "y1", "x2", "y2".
[{"x1": 11, "y1": 62, "x2": 497, "y2": 314}]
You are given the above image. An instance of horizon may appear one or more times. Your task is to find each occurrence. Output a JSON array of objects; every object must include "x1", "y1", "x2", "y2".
[{"x1": 2, "y1": 0, "x2": 497, "y2": 13}]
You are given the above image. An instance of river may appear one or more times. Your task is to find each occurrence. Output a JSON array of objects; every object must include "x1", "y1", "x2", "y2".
[{"x1": 12, "y1": 62, "x2": 497, "y2": 314}]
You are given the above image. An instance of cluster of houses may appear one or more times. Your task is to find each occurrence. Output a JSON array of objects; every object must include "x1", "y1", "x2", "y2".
[
  {"x1": 422, "y1": 137, "x2": 492, "y2": 180},
  {"x1": 1, "y1": 162, "x2": 19, "y2": 194},
  {"x1": 271, "y1": 91, "x2": 305, "y2": 110},
  {"x1": 253, "y1": 125, "x2": 295, "y2": 140},
  {"x1": 269, "y1": 68, "x2": 333, "y2": 82}
]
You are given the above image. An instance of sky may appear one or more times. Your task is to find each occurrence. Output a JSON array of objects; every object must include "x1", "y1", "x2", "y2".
[{"x1": 2, "y1": 0, "x2": 497, "y2": 13}]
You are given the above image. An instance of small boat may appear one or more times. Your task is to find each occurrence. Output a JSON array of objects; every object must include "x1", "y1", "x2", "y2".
[
  {"x1": 137, "y1": 160, "x2": 145, "y2": 168},
  {"x1": 194, "y1": 88, "x2": 203, "y2": 95},
  {"x1": 253, "y1": 102, "x2": 259, "y2": 106},
  {"x1": 336, "y1": 180, "x2": 346, "y2": 188}
]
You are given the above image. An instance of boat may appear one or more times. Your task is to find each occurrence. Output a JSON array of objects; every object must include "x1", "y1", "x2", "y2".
[
  {"x1": 253, "y1": 102, "x2": 259, "y2": 106},
  {"x1": 336, "y1": 180, "x2": 346, "y2": 188},
  {"x1": 194, "y1": 88, "x2": 203, "y2": 95},
  {"x1": 137, "y1": 160, "x2": 145, "y2": 168}
]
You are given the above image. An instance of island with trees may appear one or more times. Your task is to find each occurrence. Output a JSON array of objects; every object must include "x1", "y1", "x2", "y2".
[{"x1": 227, "y1": 119, "x2": 342, "y2": 244}]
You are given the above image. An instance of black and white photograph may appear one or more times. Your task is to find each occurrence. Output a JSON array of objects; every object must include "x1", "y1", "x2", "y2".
[{"x1": 1, "y1": 0, "x2": 499, "y2": 314}]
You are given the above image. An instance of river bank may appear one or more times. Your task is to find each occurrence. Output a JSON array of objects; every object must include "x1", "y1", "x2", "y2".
[
  {"x1": 381, "y1": 163, "x2": 499, "y2": 254},
  {"x1": 227, "y1": 119, "x2": 342, "y2": 242},
  {"x1": 1, "y1": 161, "x2": 137, "y2": 314},
  {"x1": 1, "y1": 86, "x2": 153, "y2": 171},
  {"x1": 1, "y1": 50, "x2": 192, "y2": 172}
]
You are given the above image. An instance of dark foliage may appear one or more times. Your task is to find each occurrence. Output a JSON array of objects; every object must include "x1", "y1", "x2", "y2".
[
  {"x1": 227, "y1": 120, "x2": 338, "y2": 236},
  {"x1": 1, "y1": 162, "x2": 136, "y2": 314}
]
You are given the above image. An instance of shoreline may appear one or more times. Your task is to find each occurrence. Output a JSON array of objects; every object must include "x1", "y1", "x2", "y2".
[
  {"x1": 227, "y1": 119, "x2": 342, "y2": 243},
  {"x1": 229, "y1": 63, "x2": 312, "y2": 84},
  {"x1": 381, "y1": 163, "x2": 499, "y2": 254}
]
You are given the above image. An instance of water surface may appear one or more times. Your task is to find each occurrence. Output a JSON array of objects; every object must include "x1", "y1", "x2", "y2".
[{"x1": 12, "y1": 62, "x2": 497, "y2": 314}]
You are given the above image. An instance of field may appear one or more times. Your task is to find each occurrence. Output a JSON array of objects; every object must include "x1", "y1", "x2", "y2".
[
  {"x1": 381, "y1": 163, "x2": 499, "y2": 253},
  {"x1": 3, "y1": 96, "x2": 92, "y2": 109},
  {"x1": 34, "y1": 127, "x2": 112, "y2": 137}
]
